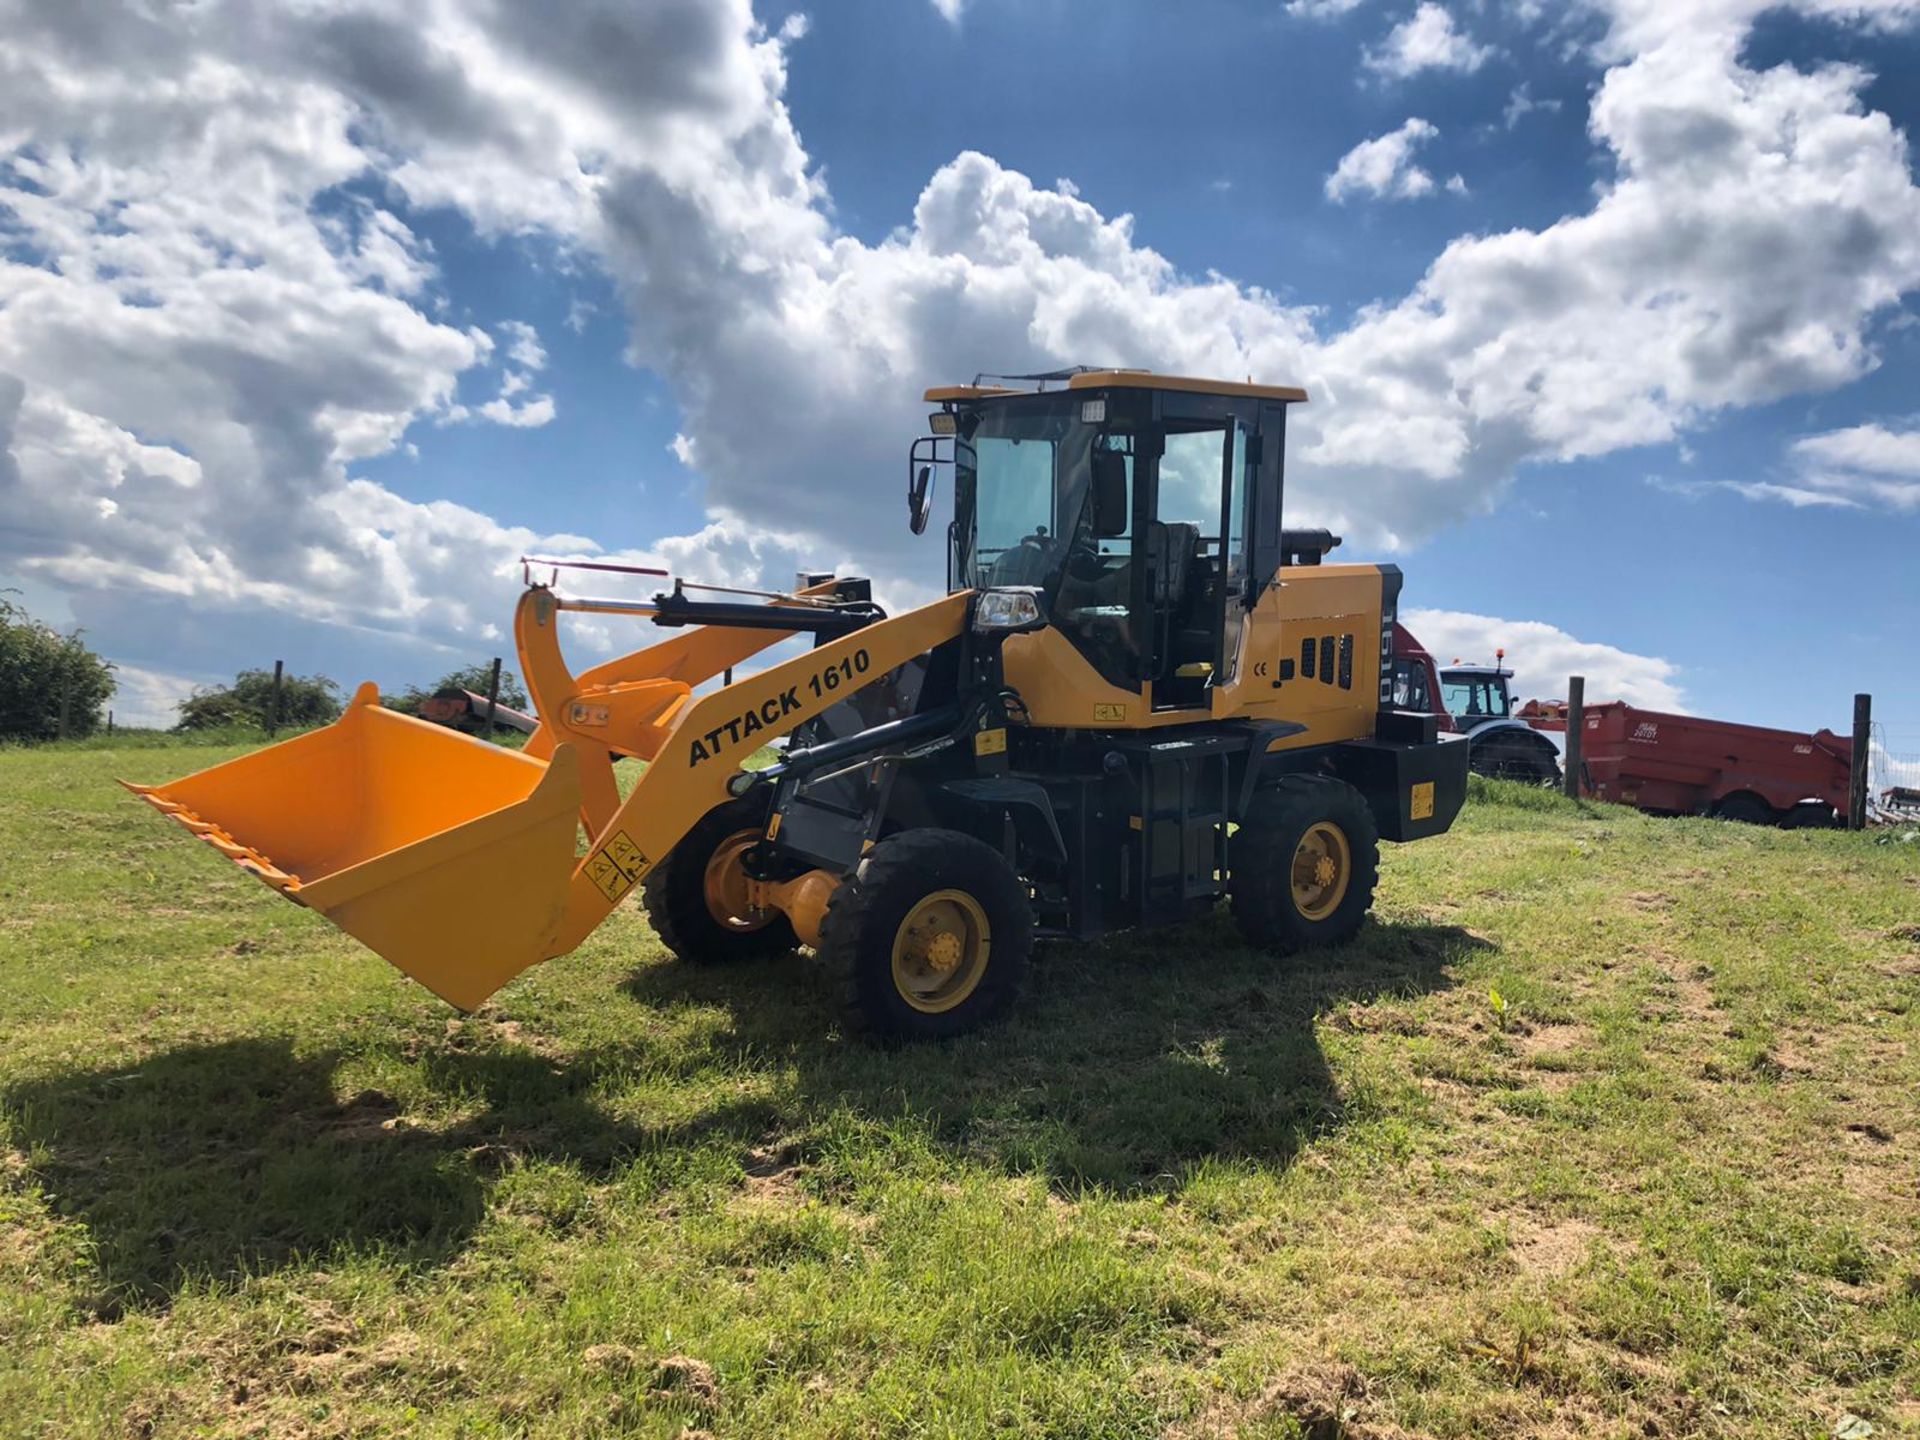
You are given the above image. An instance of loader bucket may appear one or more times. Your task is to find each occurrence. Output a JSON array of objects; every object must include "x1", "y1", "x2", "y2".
[{"x1": 124, "y1": 683, "x2": 582, "y2": 1010}]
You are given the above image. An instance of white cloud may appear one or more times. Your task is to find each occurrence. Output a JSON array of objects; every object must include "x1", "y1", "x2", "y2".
[
  {"x1": 1646, "y1": 474, "x2": 1865, "y2": 509},
  {"x1": 1365, "y1": 4, "x2": 1492, "y2": 79},
  {"x1": 1325, "y1": 118, "x2": 1443, "y2": 201},
  {"x1": 1503, "y1": 81, "x2": 1562, "y2": 128},
  {"x1": 110, "y1": 662, "x2": 202, "y2": 729},
  {"x1": 1792, "y1": 422, "x2": 1920, "y2": 477},
  {"x1": 1673, "y1": 421, "x2": 1920, "y2": 511},
  {"x1": 1287, "y1": 0, "x2": 1368, "y2": 17},
  {"x1": 1, "y1": 0, "x2": 1919, "y2": 693},
  {"x1": 497, "y1": 320, "x2": 547, "y2": 372},
  {"x1": 929, "y1": 0, "x2": 967, "y2": 24},
  {"x1": 477, "y1": 392, "x2": 557, "y2": 429},
  {"x1": 1403, "y1": 607, "x2": 1685, "y2": 710}
]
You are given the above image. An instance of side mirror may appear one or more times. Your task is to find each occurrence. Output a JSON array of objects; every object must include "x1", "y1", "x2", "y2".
[
  {"x1": 1090, "y1": 448, "x2": 1128, "y2": 538},
  {"x1": 908, "y1": 463, "x2": 934, "y2": 535}
]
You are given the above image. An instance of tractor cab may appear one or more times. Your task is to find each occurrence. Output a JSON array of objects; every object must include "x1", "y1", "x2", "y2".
[
  {"x1": 913, "y1": 369, "x2": 1304, "y2": 711},
  {"x1": 1437, "y1": 657, "x2": 1516, "y2": 734}
]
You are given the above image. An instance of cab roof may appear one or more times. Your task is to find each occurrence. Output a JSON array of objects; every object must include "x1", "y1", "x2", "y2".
[{"x1": 924, "y1": 369, "x2": 1309, "y2": 405}]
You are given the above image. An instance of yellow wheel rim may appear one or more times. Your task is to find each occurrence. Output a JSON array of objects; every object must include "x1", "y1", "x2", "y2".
[
  {"x1": 890, "y1": 889, "x2": 991, "y2": 1014},
  {"x1": 703, "y1": 829, "x2": 772, "y2": 933},
  {"x1": 1290, "y1": 821, "x2": 1351, "y2": 921}
]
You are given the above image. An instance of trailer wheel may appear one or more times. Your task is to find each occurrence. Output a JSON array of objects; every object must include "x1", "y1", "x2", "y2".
[
  {"x1": 818, "y1": 829, "x2": 1033, "y2": 1041},
  {"x1": 1781, "y1": 801, "x2": 1840, "y2": 830},
  {"x1": 1231, "y1": 776, "x2": 1380, "y2": 954},
  {"x1": 642, "y1": 794, "x2": 798, "y2": 963},
  {"x1": 1712, "y1": 791, "x2": 1776, "y2": 826}
]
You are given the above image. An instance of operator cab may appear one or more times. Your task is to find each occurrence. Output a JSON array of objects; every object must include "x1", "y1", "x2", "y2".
[
  {"x1": 912, "y1": 368, "x2": 1306, "y2": 711},
  {"x1": 1438, "y1": 662, "x2": 1515, "y2": 733}
]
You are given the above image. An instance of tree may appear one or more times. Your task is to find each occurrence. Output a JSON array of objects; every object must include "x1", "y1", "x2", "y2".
[
  {"x1": 0, "y1": 598, "x2": 117, "y2": 742},
  {"x1": 386, "y1": 663, "x2": 529, "y2": 716},
  {"x1": 176, "y1": 669, "x2": 342, "y2": 732}
]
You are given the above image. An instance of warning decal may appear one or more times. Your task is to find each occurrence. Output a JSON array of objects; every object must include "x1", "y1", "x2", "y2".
[{"x1": 586, "y1": 830, "x2": 648, "y2": 902}]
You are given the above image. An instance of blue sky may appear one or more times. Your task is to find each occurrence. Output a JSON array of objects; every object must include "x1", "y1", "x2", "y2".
[{"x1": 1, "y1": 0, "x2": 1917, "y2": 756}]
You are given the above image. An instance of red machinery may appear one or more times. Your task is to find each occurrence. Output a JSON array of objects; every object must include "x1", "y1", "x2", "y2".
[{"x1": 1533, "y1": 702, "x2": 1852, "y2": 826}]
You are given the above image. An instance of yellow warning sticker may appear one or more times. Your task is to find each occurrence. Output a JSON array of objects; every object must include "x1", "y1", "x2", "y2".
[
  {"x1": 1093, "y1": 703, "x2": 1128, "y2": 723},
  {"x1": 586, "y1": 830, "x2": 647, "y2": 902},
  {"x1": 605, "y1": 831, "x2": 645, "y2": 876},
  {"x1": 1410, "y1": 782, "x2": 1435, "y2": 821},
  {"x1": 973, "y1": 727, "x2": 1007, "y2": 756}
]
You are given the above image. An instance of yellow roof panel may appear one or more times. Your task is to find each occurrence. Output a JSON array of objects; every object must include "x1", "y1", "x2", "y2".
[{"x1": 923, "y1": 384, "x2": 1018, "y2": 402}]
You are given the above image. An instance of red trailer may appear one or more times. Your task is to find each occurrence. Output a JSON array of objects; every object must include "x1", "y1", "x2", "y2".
[{"x1": 1555, "y1": 703, "x2": 1852, "y2": 826}]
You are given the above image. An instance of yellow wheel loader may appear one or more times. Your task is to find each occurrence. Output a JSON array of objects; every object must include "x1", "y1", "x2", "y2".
[{"x1": 130, "y1": 370, "x2": 1469, "y2": 1039}]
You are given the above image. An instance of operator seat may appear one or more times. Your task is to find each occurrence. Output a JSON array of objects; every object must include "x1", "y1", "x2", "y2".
[
  {"x1": 1145, "y1": 521, "x2": 1209, "y2": 691},
  {"x1": 1146, "y1": 521, "x2": 1198, "y2": 608}
]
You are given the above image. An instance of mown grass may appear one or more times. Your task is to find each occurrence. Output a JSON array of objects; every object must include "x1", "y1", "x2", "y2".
[{"x1": 0, "y1": 745, "x2": 1915, "y2": 1439}]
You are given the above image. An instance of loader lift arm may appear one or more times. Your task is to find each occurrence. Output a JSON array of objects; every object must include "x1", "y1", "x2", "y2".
[{"x1": 546, "y1": 592, "x2": 971, "y2": 958}]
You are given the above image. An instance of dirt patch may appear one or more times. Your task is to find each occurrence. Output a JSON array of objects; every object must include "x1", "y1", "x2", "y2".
[
  {"x1": 1625, "y1": 891, "x2": 1675, "y2": 913},
  {"x1": 442, "y1": 1014, "x2": 571, "y2": 1060},
  {"x1": 1518, "y1": 1023, "x2": 1585, "y2": 1059},
  {"x1": 288, "y1": 1329, "x2": 455, "y2": 1392},
  {"x1": 1890, "y1": 923, "x2": 1920, "y2": 944},
  {"x1": 735, "y1": 1142, "x2": 802, "y2": 1206},
  {"x1": 1670, "y1": 971, "x2": 1718, "y2": 1025},
  {"x1": 1177, "y1": 1361, "x2": 1419, "y2": 1440},
  {"x1": 650, "y1": 1355, "x2": 719, "y2": 1409},
  {"x1": 322, "y1": 1090, "x2": 408, "y2": 1142},
  {"x1": 584, "y1": 1343, "x2": 639, "y2": 1377},
  {"x1": 1510, "y1": 1217, "x2": 1602, "y2": 1277}
]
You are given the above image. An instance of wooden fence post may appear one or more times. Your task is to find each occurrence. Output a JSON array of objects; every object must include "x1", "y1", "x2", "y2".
[
  {"x1": 267, "y1": 659, "x2": 284, "y2": 737},
  {"x1": 483, "y1": 656, "x2": 503, "y2": 737},
  {"x1": 1564, "y1": 676, "x2": 1585, "y2": 801},
  {"x1": 1849, "y1": 692, "x2": 1871, "y2": 831}
]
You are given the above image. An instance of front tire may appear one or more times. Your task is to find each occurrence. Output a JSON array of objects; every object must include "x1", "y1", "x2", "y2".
[
  {"x1": 818, "y1": 829, "x2": 1033, "y2": 1041},
  {"x1": 641, "y1": 794, "x2": 798, "y2": 963},
  {"x1": 1471, "y1": 734, "x2": 1563, "y2": 786},
  {"x1": 1231, "y1": 775, "x2": 1381, "y2": 954}
]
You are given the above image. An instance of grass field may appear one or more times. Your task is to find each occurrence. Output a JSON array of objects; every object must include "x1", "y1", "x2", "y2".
[{"x1": 1, "y1": 741, "x2": 1916, "y2": 1439}]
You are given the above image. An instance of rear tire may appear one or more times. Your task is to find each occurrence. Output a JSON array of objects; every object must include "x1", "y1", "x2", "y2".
[
  {"x1": 1781, "y1": 800, "x2": 1840, "y2": 830},
  {"x1": 1712, "y1": 791, "x2": 1776, "y2": 826},
  {"x1": 1231, "y1": 776, "x2": 1380, "y2": 954},
  {"x1": 642, "y1": 794, "x2": 798, "y2": 963},
  {"x1": 818, "y1": 829, "x2": 1032, "y2": 1041}
]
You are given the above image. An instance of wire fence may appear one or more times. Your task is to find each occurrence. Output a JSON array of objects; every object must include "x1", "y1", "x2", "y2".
[{"x1": 1870, "y1": 720, "x2": 1920, "y2": 823}]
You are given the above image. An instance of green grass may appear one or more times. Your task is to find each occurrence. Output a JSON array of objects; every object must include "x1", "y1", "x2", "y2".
[{"x1": 1, "y1": 746, "x2": 1916, "y2": 1439}]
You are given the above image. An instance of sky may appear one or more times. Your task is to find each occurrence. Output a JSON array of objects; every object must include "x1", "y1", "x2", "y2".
[{"x1": 1, "y1": 0, "x2": 1918, "y2": 777}]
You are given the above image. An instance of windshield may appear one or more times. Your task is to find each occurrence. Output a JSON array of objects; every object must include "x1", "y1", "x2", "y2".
[
  {"x1": 958, "y1": 398, "x2": 1098, "y2": 593},
  {"x1": 1440, "y1": 673, "x2": 1510, "y2": 719}
]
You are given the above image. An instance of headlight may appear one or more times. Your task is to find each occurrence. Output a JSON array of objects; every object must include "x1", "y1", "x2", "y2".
[{"x1": 973, "y1": 587, "x2": 1046, "y2": 632}]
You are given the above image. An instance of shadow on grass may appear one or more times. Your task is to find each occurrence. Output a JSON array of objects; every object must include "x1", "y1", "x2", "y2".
[
  {"x1": 3, "y1": 1037, "x2": 773, "y2": 1311},
  {"x1": 623, "y1": 910, "x2": 1486, "y2": 1193},
  {"x1": 7, "y1": 913, "x2": 1483, "y2": 1308}
]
